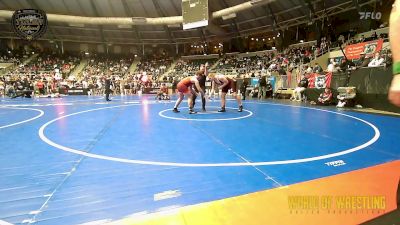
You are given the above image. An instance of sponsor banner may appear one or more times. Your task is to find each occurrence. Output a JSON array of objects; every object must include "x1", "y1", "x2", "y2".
[{"x1": 345, "y1": 39, "x2": 383, "y2": 60}]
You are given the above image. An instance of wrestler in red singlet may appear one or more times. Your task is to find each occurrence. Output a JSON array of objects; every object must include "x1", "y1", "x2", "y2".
[
  {"x1": 176, "y1": 77, "x2": 193, "y2": 94},
  {"x1": 173, "y1": 76, "x2": 204, "y2": 113}
]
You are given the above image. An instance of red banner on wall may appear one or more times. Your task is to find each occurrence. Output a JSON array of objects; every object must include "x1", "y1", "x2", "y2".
[
  {"x1": 307, "y1": 73, "x2": 332, "y2": 89},
  {"x1": 345, "y1": 39, "x2": 383, "y2": 60}
]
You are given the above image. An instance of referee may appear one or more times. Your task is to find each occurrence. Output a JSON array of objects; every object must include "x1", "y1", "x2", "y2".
[
  {"x1": 105, "y1": 74, "x2": 112, "y2": 101},
  {"x1": 192, "y1": 63, "x2": 208, "y2": 111}
]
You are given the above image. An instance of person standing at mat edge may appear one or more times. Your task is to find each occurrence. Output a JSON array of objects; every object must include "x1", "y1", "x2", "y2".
[
  {"x1": 105, "y1": 74, "x2": 112, "y2": 101},
  {"x1": 191, "y1": 63, "x2": 208, "y2": 111},
  {"x1": 208, "y1": 73, "x2": 243, "y2": 112},
  {"x1": 173, "y1": 76, "x2": 204, "y2": 114},
  {"x1": 389, "y1": 0, "x2": 400, "y2": 106}
]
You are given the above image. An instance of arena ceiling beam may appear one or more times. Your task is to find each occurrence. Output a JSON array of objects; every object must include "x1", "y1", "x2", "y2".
[
  {"x1": 121, "y1": 0, "x2": 143, "y2": 44},
  {"x1": 300, "y1": 0, "x2": 317, "y2": 24},
  {"x1": 206, "y1": 23, "x2": 228, "y2": 36},
  {"x1": 0, "y1": 0, "x2": 276, "y2": 26},
  {"x1": 235, "y1": 0, "x2": 379, "y2": 36},
  {"x1": 197, "y1": 28, "x2": 207, "y2": 43},
  {"x1": 352, "y1": 0, "x2": 362, "y2": 14},
  {"x1": 29, "y1": 1, "x2": 58, "y2": 41},
  {"x1": 220, "y1": 0, "x2": 241, "y2": 38},
  {"x1": 0, "y1": 0, "x2": 381, "y2": 45},
  {"x1": 151, "y1": 0, "x2": 175, "y2": 44},
  {"x1": 88, "y1": 0, "x2": 107, "y2": 46}
]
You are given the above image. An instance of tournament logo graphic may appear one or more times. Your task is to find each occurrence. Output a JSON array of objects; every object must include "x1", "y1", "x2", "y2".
[{"x1": 11, "y1": 9, "x2": 48, "y2": 41}]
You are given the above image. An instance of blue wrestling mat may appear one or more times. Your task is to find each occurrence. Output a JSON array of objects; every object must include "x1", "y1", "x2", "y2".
[{"x1": 0, "y1": 95, "x2": 399, "y2": 224}]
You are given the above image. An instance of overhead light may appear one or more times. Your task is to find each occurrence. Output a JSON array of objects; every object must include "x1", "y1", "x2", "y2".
[
  {"x1": 268, "y1": 38, "x2": 271, "y2": 40},
  {"x1": 256, "y1": 38, "x2": 258, "y2": 41},
  {"x1": 300, "y1": 40, "x2": 304, "y2": 43},
  {"x1": 134, "y1": 54, "x2": 138, "y2": 57},
  {"x1": 262, "y1": 38, "x2": 265, "y2": 41},
  {"x1": 251, "y1": 38, "x2": 254, "y2": 40},
  {"x1": 214, "y1": 46, "x2": 217, "y2": 49},
  {"x1": 250, "y1": 0, "x2": 270, "y2": 6},
  {"x1": 203, "y1": 53, "x2": 207, "y2": 55},
  {"x1": 85, "y1": 52, "x2": 89, "y2": 55},
  {"x1": 222, "y1": 13, "x2": 237, "y2": 20},
  {"x1": 273, "y1": 37, "x2": 276, "y2": 39},
  {"x1": 68, "y1": 23, "x2": 85, "y2": 27},
  {"x1": 167, "y1": 24, "x2": 181, "y2": 28},
  {"x1": 183, "y1": 20, "x2": 208, "y2": 30},
  {"x1": 31, "y1": 51, "x2": 35, "y2": 54},
  {"x1": 7, "y1": 51, "x2": 11, "y2": 54},
  {"x1": 131, "y1": 17, "x2": 147, "y2": 25},
  {"x1": 117, "y1": 24, "x2": 132, "y2": 29}
]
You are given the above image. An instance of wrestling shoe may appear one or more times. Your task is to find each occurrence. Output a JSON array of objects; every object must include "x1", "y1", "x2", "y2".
[
  {"x1": 238, "y1": 105, "x2": 243, "y2": 112},
  {"x1": 202, "y1": 108, "x2": 206, "y2": 112},
  {"x1": 173, "y1": 108, "x2": 180, "y2": 113},
  {"x1": 218, "y1": 108, "x2": 226, "y2": 112},
  {"x1": 189, "y1": 109, "x2": 197, "y2": 114}
]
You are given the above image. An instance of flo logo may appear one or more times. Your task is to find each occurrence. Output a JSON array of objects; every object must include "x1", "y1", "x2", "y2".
[
  {"x1": 359, "y1": 12, "x2": 382, "y2": 20},
  {"x1": 11, "y1": 9, "x2": 48, "y2": 41}
]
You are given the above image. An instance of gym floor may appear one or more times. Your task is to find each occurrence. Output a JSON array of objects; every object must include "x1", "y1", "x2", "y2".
[{"x1": 0, "y1": 95, "x2": 399, "y2": 225}]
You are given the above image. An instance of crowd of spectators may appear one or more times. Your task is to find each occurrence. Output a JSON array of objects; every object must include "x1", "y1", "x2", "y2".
[
  {"x1": 174, "y1": 59, "x2": 217, "y2": 73},
  {"x1": 0, "y1": 48, "x2": 30, "y2": 65},
  {"x1": 135, "y1": 56, "x2": 172, "y2": 81},
  {"x1": 1, "y1": 51, "x2": 82, "y2": 98},
  {"x1": 0, "y1": 53, "x2": 22, "y2": 65},
  {"x1": 0, "y1": 25, "x2": 393, "y2": 104}
]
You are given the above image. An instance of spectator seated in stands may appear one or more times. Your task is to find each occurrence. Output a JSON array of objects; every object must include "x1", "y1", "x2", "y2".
[
  {"x1": 339, "y1": 58, "x2": 356, "y2": 72},
  {"x1": 368, "y1": 52, "x2": 385, "y2": 67},
  {"x1": 291, "y1": 75, "x2": 308, "y2": 101},
  {"x1": 356, "y1": 53, "x2": 371, "y2": 68},
  {"x1": 326, "y1": 59, "x2": 338, "y2": 73},
  {"x1": 337, "y1": 87, "x2": 356, "y2": 108},
  {"x1": 155, "y1": 83, "x2": 170, "y2": 100},
  {"x1": 305, "y1": 65, "x2": 313, "y2": 74},
  {"x1": 313, "y1": 63, "x2": 323, "y2": 74},
  {"x1": 318, "y1": 88, "x2": 333, "y2": 105},
  {"x1": 310, "y1": 87, "x2": 333, "y2": 105}
]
